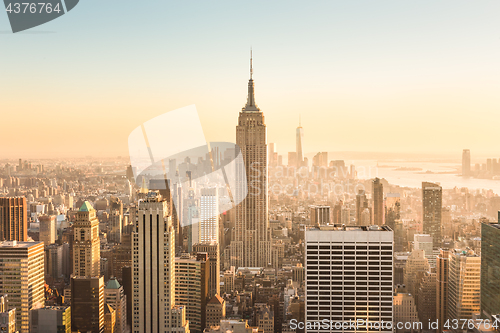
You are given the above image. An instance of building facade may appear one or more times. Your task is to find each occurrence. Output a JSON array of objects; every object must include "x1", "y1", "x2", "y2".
[
  {"x1": 372, "y1": 178, "x2": 384, "y2": 226},
  {"x1": 30, "y1": 306, "x2": 71, "y2": 333},
  {"x1": 71, "y1": 276, "x2": 105, "y2": 333},
  {"x1": 175, "y1": 252, "x2": 209, "y2": 333},
  {"x1": 132, "y1": 192, "x2": 189, "y2": 333},
  {"x1": 193, "y1": 242, "x2": 220, "y2": 298},
  {"x1": 73, "y1": 201, "x2": 101, "y2": 277},
  {"x1": 448, "y1": 249, "x2": 481, "y2": 320},
  {"x1": 481, "y1": 223, "x2": 500, "y2": 320},
  {"x1": 422, "y1": 182, "x2": 442, "y2": 249},
  {"x1": 229, "y1": 55, "x2": 271, "y2": 268},
  {"x1": 305, "y1": 225, "x2": 393, "y2": 333},
  {"x1": 0, "y1": 241, "x2": 44, "y2": 333},
  {"x1": 0, "y1": 197, "x2": 27, "y2": 241}
]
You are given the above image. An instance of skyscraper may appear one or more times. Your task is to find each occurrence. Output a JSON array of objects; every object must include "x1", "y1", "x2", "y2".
[
  {"x1": 413, "y1": 234, "x2": 434, "y2": 267},
  {"x1": 462, "y1": 149, "x2": 471, "y2": 177},
  {"x1": 39, "y1": 215, "x2": 56, "y2": 246},
  {"x1": 175, "y1": 253, "x2": 209, "y2": 333},
  {"x1": 73, "y1": 201, "x2": 101, "y2": 277},
  {"x1": 309, "y1": 205, "x2": 330, "y2": 226},
  {"x1": 193, "y1": 242, "x2": 220, "y2": 298},
  {"x1": 384, "y1": 193, "x2": 400, "y2": 230},
  {"x1": 305, "y1": 225, "x2": 393, "y2": 332},
  {"x1": 436, "y1": 249, "x2": 450, "y2": 333},
  {"x1": 404, "y1": 249, "x2": 429, "y2": 296},
  {"x1": 480, "y1": 222, "x2": 500, "y2": 320},
  {"x1": 422, "y1": 182, "x2": 442, "y2": 249},
  {"x1": 372, "y1": 178, "x2": 383, "y2": 226},
  {"x1": 448, "y1": 249, "x2": 481, "y2": 320},
  {"x1": 71, "y1": 276, "x2": 105, "y2": 333},
  {"x1": 355, "y1": 190, "x2": 369, "y2": 225},
  {"x1": 0, "y1": 241, "x2": 45, "y2": 333},
  {"x1": 296, "y1": 118, "x2": 304, "y2": 168},
  {"x1": 105, "y1": 278, "x2": 127, "y2": 333},
  {"x1": 132, "y1": 192, "x2": 189, "y2": 333},
  {"x1": 199, "y1": 188, "x2": 219, "y2": 244},
  {"x1": 0, "y1": 197, "x2": 27, "y2": 241},
  {"x1": 229, "y1": 54, "x2": 271, "y2": 268},
  {"x1": 71, "y1": 201, "x2": 105, "y2": 333}
]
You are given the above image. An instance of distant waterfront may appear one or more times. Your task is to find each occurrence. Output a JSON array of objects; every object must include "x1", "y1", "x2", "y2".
[{"x1": 353, "y1": 160, "x2": 500, "y2": 194}]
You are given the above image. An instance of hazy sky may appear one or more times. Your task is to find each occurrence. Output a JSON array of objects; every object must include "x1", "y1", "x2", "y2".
[{"x1": 1, "y1": 1, "x2": 500, "y2": 159}]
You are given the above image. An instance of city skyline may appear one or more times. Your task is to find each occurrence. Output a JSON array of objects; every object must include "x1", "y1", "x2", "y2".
[{"x1": 2, "y1": 3, "x2": 500, "y2": 332}]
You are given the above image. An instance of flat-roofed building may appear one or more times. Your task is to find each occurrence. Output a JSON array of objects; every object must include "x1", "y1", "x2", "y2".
[
  {"x1": 0, "y1": 241, "x2": 44, "y2": 333},
  {"x1": 305, "y1": 225, "x2": 393, "y2": 333}
]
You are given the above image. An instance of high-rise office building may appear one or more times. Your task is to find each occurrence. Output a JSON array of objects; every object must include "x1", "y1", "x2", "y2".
[
  {"x1": 436, "y1": 249, "x2": 450, "y2": 333},
  {"x1": 0, "y1": 197, "x2": 27, "y2": 241},
  {"x1": 193, "y1": 242, "x2": 220, "y2": 298},
  {"x1": 229, "y1": 54, "x2": 271, "y2": 268},
  {"x1": 448, "y1": 249, "x2": 481, "y2": 320},
  {"x1": 109, "y1": 209, "x2": 123, "y2": 244},
  {"x1": 372, "y1": 178, "x2": 384, "y2": 226},
  {"x1": 384, "y1": 193, "x2": 400, "y2": 230},
  {"x1": 309, "y1": 205, "x2": 330, "y2": 226},
  {"x1": 30, "y1": 306, "x2": 71, "y2": 333},
  {"x1": 0, "y1": 241, "x2": 45, "y2": 333},
  {"x1": 305, "y1": 225, "x2": 393, "y2": 333},
  {"x1": 355, "y1": 190, "x2": 369, "y2": 225},
  {"x1": 199, "y1": 188, "x2": 219, "y2": 244},
  {"x1": 71, "y1": 276, "x2": 105, "y2": 333},
  {"x1": 413, "y1": 234, "x2": 434, "y2": 267},
  {"x1": 45, "y1": 243, "x2": 64, "y2": 279},
  {"x1": 73, "y1": 201, "x2": 100, "y2": 277},
  {"x1": 71, "y1": 201, "x2": 104, "y2": 332},
  {"x1": 205, "y1": 295, "x2": 226, "y2": 328},
  {"x1": 403, "y1": 249, "x2": 429, "y2": 296},
  {"x1": 175, "y1": 253, "x2": 209, "y2": 333},
  {"x1": 132, "y1": 192, "x2": 189, "y2": 333},
  {"x1": 105, "y1": 278, "x2": 127, "y2": 333},
  {"x1": 462, "y1": 149, "x2": 471, "y2": 177},
  {"x1": 296, "y1": 120, "x2": 304, "y2": 168},
  {"x1": 312, "y1": 152, "x2": 328, "y2": 168},
  {"x1": 481, "y1": 222, "x2": 500, "y2": 320},
  {"x1": 39, "y1": 215, "x2": 56, "y2": 245},
  {"x1": 422, "y1": 182, "x2": 442, "y2": 249},
  {"x1": 393, "y1": 286, "x2": 419, "y2": 333},
  {"x1": 416, "y1": 270, "x2": 436, "y2": 324}
]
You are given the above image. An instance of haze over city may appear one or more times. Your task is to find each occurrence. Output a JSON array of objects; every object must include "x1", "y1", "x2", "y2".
[{"x1": 1, "y1": 1, "x2": 500, "y2": 158}]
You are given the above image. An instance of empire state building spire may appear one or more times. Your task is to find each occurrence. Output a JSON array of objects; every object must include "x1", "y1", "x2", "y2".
[{"x1": 244, "y1": 49, "x2": 260, "y2": 111}]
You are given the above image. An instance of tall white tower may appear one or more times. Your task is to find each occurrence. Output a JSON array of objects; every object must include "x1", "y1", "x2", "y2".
[
  {"x1": 296, "y1": 116, "x2": 304, "y2": 168},
  {"x1": 199, "y1": 188, "x2": 219, "y2": 244}
]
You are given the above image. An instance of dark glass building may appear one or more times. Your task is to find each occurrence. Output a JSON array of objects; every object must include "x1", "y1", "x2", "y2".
[{"x1": 481, "y1": 222, "x2": 500, "y2": 319}]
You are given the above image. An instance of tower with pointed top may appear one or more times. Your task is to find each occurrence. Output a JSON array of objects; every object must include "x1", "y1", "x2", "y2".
[
  {"x1": 73, "y1": 201, "x2": 101, "y2": 277},
  {"x1": 296, "y1": 116, "x2": 304, "y2": 168},
  {"x1": 229, "y1": 53, "x2": 271, "y2": 268}
]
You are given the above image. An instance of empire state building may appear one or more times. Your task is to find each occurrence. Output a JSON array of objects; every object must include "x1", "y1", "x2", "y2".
[{"x1": 229, "y1": 54, "x2": 271, "y2": 268}]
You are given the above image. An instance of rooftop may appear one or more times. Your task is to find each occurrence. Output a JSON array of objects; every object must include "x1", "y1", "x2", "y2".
[
  {"x1": 307, "y1": 225, "x2": 392, "y2": 232},
  {"x1": 79, "y1": 201, "x2": 95, "y2": 212},
  {"x1": 106, "y1": 278, "x2": 121, "y2": 289}
]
